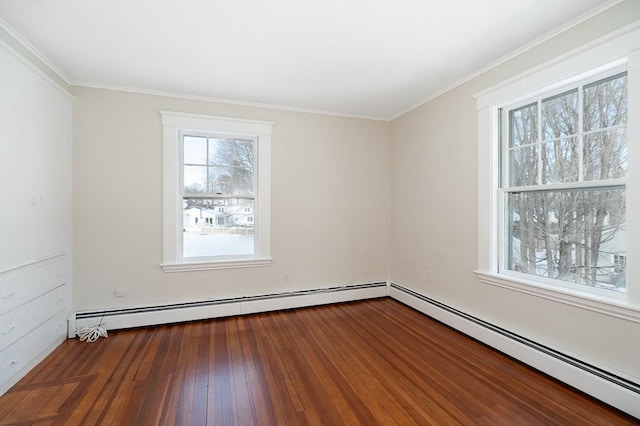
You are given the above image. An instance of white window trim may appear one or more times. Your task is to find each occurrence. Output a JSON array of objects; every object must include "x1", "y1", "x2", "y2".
[
  {"x1": 161, "y1": 111, "x2": 272, "y2": 272},
  {"x1": 475, "y1": 23, "x2": 640, "y2": 322}
]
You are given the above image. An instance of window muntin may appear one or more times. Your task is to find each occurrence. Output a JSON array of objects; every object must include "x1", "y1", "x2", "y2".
[{"x1": 501, "y1": 72, "x2": 627, "y2": 292}]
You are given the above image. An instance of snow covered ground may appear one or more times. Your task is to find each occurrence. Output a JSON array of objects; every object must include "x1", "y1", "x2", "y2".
[{"x1": 183, "y1": 232, "x2": 254, "y2": 257}]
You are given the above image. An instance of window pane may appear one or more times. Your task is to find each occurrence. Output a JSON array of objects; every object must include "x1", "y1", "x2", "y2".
[
  {"x1": 208, "y1": 138, "x2": 254, "y2": 168},
  {"x1": 207, "y1": 167, "x2": 254, "y2": 196},
  {"x1": 584, "y1": 128, "x2": 627, "y2": 181},
  {"x1": 184, "y1": 165, "x2": 207, "y2": 193},
  {"x1": 183, "y1": 197, "x2": 255, "y2": 258},
  {"x1": 583, "y1": 73, "x2": 627, "y2": 131},
  {"x1": 208, "y1": 138, "x2": 235, "y2": 166},
  {"x1": 232, "y1": 167, "x2": 254, "y2": 195},
  {"x1": 542, "y1": 137, "x2": 578, "y2": 183},
  {"x1": 233, "y1": 139, "x2": 255, "y2": 168},
  {"x1": 542, "y1": 90, "x2": 578, "y2": 140},
  {"x1": 184, "y1": 136, "x2": 207, "y2": 165},
  {"x1": 203, "y1": 138, "x2": 255, "y2": 195},
  {"x1": 507, "y1": 188, "x2": 626, "y2": 291},
  {"x1": 509, "y1": 145, "x2": 537, "y2": 186},
  {"x1": 208, "y1": 167, "x2": 232, "y2": 194},
  {"x1": 509, "y1": 103, "x2": 537, "y2": 148}
]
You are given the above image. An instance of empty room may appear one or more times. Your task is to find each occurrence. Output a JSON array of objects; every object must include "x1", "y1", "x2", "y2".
[{"x1": 0, "y1": 0, "x2": 639, "y2": 424}]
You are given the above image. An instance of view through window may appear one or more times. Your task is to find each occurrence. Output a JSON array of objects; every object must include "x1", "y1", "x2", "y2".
[
  {"x1": 181, "y1": 134, "x2": 256, "y2": 258},
  {"x1": 502, "y1": 71, "x2": 627, "y2": 292}
]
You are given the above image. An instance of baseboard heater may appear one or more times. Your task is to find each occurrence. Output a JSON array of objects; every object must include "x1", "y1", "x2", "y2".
[
  {"x1": 389, "y1": 282, "x2": 640, "y2": 418},
  {"x1": 72, "y1": 282, "x2": 387, "y2": 333}
]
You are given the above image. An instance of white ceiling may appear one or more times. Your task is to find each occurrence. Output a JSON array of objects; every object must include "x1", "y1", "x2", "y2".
[{"x1": 0, "y1": 0, "x2": 614, "y2": 119}]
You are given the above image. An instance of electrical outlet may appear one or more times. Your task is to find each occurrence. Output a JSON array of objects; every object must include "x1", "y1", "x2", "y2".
[
  {"x1": 427, "y1": 270, "x2": 433, "y2": 282},
  {"x1": 283, "y1": 274, "x2": 289, "y2": 284},
  {"x1": 115, "y1": 289, "x2": 127, "y2": 297}
]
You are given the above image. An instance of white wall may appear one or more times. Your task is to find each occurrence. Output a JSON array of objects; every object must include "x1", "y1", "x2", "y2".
[
  {"x1": 72, "y1": 87, "x2": 390, "y2": 310},
  {"x1": 390, "y1": 0, "x2": 640, "y2": 383}
]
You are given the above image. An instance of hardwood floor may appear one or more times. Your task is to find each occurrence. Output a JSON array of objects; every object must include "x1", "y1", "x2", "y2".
[{"x1": 0, "y1": 298, "x2": 637, "y2": 425}]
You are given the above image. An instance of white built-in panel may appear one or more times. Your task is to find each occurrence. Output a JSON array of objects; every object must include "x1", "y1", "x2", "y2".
[
  {"x1": 0, "y1": 310, "x2": 67, "y2": 393},
  {"x1": 0, "y1": 282, "x2": 67, "y2": 352},
  {"x1": 0, "y1": 34, "x2": 73, "y2": 395},
  {"x1": 0, "y1": 256, "x2": 68, "y2": 315}
]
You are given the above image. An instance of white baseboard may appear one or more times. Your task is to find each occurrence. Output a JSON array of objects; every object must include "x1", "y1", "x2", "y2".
[
  {"x1": 389, "y1": 282, "x2": 640, "y2": 419},
  {"x1": 70, "y1": 282, "x2": 387, "y2": 336}
]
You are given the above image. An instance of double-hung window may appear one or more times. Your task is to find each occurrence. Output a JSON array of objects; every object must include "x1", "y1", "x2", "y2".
[
  {"x1": 182, "y1": 133, "x2": 256, "y2": 258},
  {"x1": 502, "y1": 71, "x2": 627, "y2": 293},
  {"x1": 161, "y1": 112, "x2": 272, "y2": 272},
  {"x1": 475, "y1": 25, "x2": 639, "y2": 319}
]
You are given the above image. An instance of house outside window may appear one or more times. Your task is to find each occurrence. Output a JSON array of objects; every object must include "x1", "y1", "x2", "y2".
[
  {"x1": 162, "y1": 112, "x2": 272, "y2": 272},
  {"x1": 614, "y1": 253, "x2": 627, "y2": 274}
]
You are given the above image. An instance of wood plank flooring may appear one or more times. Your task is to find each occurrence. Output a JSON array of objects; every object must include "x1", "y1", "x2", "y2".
[{"x1": 0, "y1": 298, "x2": 637, "y2": 425}]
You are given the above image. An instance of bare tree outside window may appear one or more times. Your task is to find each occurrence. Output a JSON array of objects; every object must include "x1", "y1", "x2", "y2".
[{"x1": 505, "y1": 72, "x2": 627, "y2": 291}]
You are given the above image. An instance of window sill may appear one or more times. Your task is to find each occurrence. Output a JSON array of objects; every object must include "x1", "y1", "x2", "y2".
[
  {"x1": 162, "y1": 257, "x2": 272, "y2": 272},
  {"x1": 475, "y1": 271, "x2": 640, "y2": 324}
]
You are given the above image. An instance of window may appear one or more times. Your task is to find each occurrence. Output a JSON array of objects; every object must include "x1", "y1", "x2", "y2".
[
  {"x1": 182, "y1": 134, "x2": 256, "y2": 258},
  {"x1": 162, "y1": 112, "x2": 272, "y2": 272},
  {"x1": 613, "y1": 253, "x2": 626, "y2": 275},
  {"x1": 475, "y1": 25, "x2": 639, "y2": 320},
  {"x1": 502, "y1": 72, "x2": 627, "y2": 292}
]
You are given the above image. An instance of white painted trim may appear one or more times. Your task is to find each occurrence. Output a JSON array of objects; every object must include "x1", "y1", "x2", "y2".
[
  {"x1": 70, "y1": 283, "x2": 388, "y2": 332},
  {"x1": 389, "y1": 283, "x2": 640, "y2": 419},
  {"x1": 502, "y1": 177, "x2": 626, "y2": 193},
  {"x1": 0, "y1": 18, "x2": 69, "y2": 82},
  {"x1": 75, "y1": 81, "x2": 389, "y2": 122},
  {"x1": 161, "y1": 257, "x2": 272, "y2": 272},
  {"x1": 0, "y1": 37, "x2": 72, "y2": 99},
  {"x1": 0, "y1": 18, "x2": 72, "y2": 98},
  {"x1": 0, "y1": 251, "x2": 67, "y2": 276},
  {"x1": 477, "y1": 106, "x2": 500, "y2": 274},
  {"x1": 627, "y1": 48, "x2": 640, "y2": 304},
  {"x1": 160, "y1": 111, "x2": 273, "y2": 134}
]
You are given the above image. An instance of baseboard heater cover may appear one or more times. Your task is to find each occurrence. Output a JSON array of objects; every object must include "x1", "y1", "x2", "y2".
[
  {"x1": 71, "y1": 282, "x2": 387, "y2": 333},
  {"x1": 389, "y1": 282, "x2": 640, "y2": 419}
]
